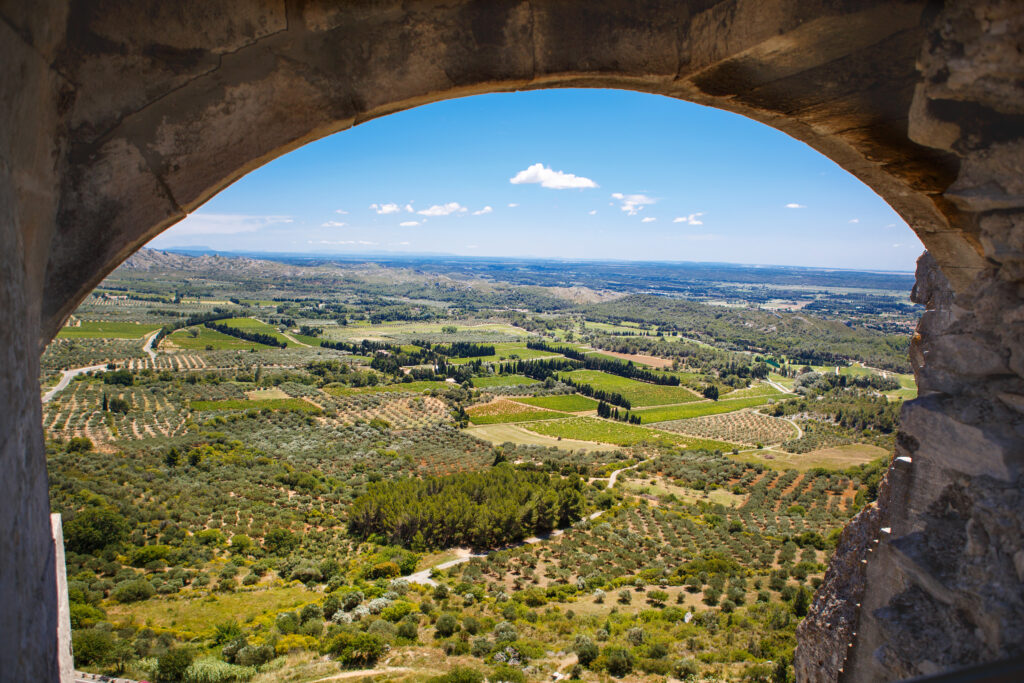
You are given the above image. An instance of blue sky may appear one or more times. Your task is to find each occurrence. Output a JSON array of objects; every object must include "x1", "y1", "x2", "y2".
[{"x1": 151, "y1": 89, "x2": 922, "y2": 271}]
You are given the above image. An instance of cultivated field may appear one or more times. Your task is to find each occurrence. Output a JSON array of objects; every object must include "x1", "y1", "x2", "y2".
[{"x1": 557, "y1": 369, "x2": 702, "y2": 406}]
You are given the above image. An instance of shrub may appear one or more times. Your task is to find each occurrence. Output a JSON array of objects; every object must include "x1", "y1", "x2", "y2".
[
  {"x1": 71, "y1": 628, "x2": 114, "y2": 666},
  {"x1": 276, "y1": 611, "x2": 300, "y2": 634},
  {"x1": 381, "y1": 600, "x2": 415, "y2": 622},
  {"x1": 491, "y1": 664, "x2": 526, "y2": 683},
  {"x1": 428, "y1": 667, "x2": 484, "y2": 683},
  {"x1": 396, "y1": 619, "x2": 419, "y2": 641},
  {"x1": 276, "y1": 634, "x2": 318, "y2": 655},
  {"x1": 112, "y1": 578, "x2": 155, "y2": 603},
  {"x1": 325, "y1": 631, "x2": 386, "y2": 667},
  {"x1": 435, "y1": 613, "x2": 459, "y2": 637},
  {"x1": 493, "y1": 621, "x2": 518, "y2": 643},
  {"x1": 573, "y1": 635, "x2": 599, "y2": 667},
  {"x1": 601, "y1": 646, "x2": 635, "y2": 677},
  {"x1": 183, "y1": 657, "x2": 257, "y2": 683},
  {"x1": 65, "y1": 508, "x2": 130, "y2": 554},
  {"x1": 157, "y1": 648, "x2": 194, "y2": 683}
]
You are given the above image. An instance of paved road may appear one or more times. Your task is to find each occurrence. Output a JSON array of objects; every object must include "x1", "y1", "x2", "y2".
[
  {"x1": 142, "y1": 329, "x2": 159, "y2": 362},
  {"x1": 42, "y1": 364, "x2": 109, "y2": 404}
]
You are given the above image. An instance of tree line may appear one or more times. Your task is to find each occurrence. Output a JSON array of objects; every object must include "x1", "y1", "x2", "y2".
[
  {"x1": 526, "y1": 339, "x2": 682, "y2": 386},
  {"x1": 347, "y1": 465, "x2": 586, "y2": 550},
  {"x1": 204, "y1": 321, "x2": 287, "y2": 348}
]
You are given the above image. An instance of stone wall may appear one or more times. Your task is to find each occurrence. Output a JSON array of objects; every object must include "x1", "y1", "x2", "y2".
[
  {"x1": 797, "y1": 2, "x2": 1024, "y2": 680},
  {"x1": 0, "y1": 1, "x2": 1021, "y2": 680}
]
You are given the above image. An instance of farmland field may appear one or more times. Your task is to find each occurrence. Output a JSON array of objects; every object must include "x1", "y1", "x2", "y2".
[
  {"x1": 464, "y1": 423, "x2": 621, "y2": 451},
  {"x1": 167, "y1": 326, "x2": 270, "y2": 350},
  {"x1": 470, "y1": 374, "x2": 539, "y2": 387},
  {"x1": 524, "y1": 416, "x2": 738, "y2": 451},
  {"x1": 189, "y1": 398, "x2": 322, "y2": 413},
  {"x1": 633, "y1": 394, "x2": 780, "y2": 423},
  {"x1": 325, "y1": 381, "x2": 453, "y2": 395},
  {"x1": 465, "y1": 399, "x2": 563, "y2": 425},
  {"x1": 57, "y1": 321, "x2": 162, "y2": 339},
  {"x1": 46, "y1": 249, "x2": 916, "y2": 683},
  {"x1": 557, "y1": 369, "x2": 702, "y2": 406},
  {"x1": 514, "y1": 394, "x2": 599, "y2": 412},
  {"x1": 219, "y1": 317, "x2": 292, "y2": 345},
  {"x1": 732, "y1": 443, "x2": 889, "y2": 470},
  {"x1": 658, "y1": 409, "x2": 797, "y2": 445}
]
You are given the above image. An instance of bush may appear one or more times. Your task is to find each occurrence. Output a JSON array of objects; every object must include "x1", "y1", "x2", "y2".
[
  {"x1": 396, "y1": 619, "x2": 419, "y2": 641},
  {"x1": 601, "y1": 646, "x2": 635, "y2": 677},
  {"x1": 673, "y1": 658, "x2": 700, "y2": 680},
  {"x1": 381, "y1": 600, "x2": 415, "y2": 622},
  {"x1": 71, "y1": 628, "x2": 114, "y2": 666},
  {"x1": 234, "y1": 644, "x2": 274, "y2": 667},
  {"x1": 65, "y1": 508, "x2": 130, "y2": 554},
  {"x1": 183, "y1": 657, "x2": 257, "y2": 683},
  {"x1": 157, "y1": 648, "x2": 195, "y2": 682},
  {"x1": 276, "y1": 611, "x2": 300, "y2": 634},
  {"x1": 574, "y1": 635, "x2": 599, "y2": 667},
  {"x1": 435, "y1": 613, "x2": 459, "y2": 637},
  {"x1": 112, "y1": 578, "x2": 156, "y2": 603},
  {"x1": 491, "y1": 664, "x2": 526, "y2": 683},
  {"x1": 493, "y1": 621, "x2": 518, "y2": 643},
  {"x1": 276, "y1": 633, "x2": 318, "y2": 654},
  {"x1": 428, "y1": 667, "x2": 484, "y2": 683},
  {"x1": 325, "y1": 632, "x2": 386, "y2": 667}
]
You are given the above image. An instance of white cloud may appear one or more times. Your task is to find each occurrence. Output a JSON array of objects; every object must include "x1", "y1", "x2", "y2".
[
  {"x1": 418, "y1": 202, "x2": 467, "y2": 216},
  {"x1": 399, "y1": 221, "x2": 420, "y2": 227},
  {"x1": 588, "y1": 210, "x2": 597, "y2": 215},
  {"x1": 641, "y1": 217, "x2": 657, "y2": 223},
  {"x1": 397, "y1": 241, "x2": 410, "y2": 246},
  {"x1": 358, "y1": 240, "x2": 376, "y2": 245},
  {"x1": 404, "y1": 204, "x2": 415, "y2": 213},
  {"x1": 849, "y1": 218, "x2": 860, "y2": 223},
  {"x1": 510, "y1": 163, "x2": 598, "y2": 190},
  {"x1": 472, "y1": 206, "x2": 493, "y2": 216},
  {"x1": 785, "y1": 203, "x2": 806, "y2": 209},
  {"x1": 163, "y1": 213, "x2": 292, "y2": 237},
  {"x1": 673, "y1": 212, "x2": 704, "y2": 226},
  {"x1": 892, "y1": 243, "x2": 902, "y2": 248},
  {"x1": 611, "y1": 192, "x2": 656, "y2": 216},
  {"x1": 321, "y1": 221, "x2": 346, "y2": 227},
  {"x1": 335, "y1": 209, "x2": 349, "y2": 215},
  {"x1": 370, "y1": 203, "x2": 401, "y2": 214},
  {"x1": 465, "y1": 244, "x2": 479, "y2": 249},
  {"x1": 507, "y1": 203, "x2": 519, "y2": 208}
]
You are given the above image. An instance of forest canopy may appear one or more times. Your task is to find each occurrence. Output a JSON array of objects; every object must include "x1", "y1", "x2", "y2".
[{"x1": 347, "y1": 465, "x2": 586, "y2": 550}]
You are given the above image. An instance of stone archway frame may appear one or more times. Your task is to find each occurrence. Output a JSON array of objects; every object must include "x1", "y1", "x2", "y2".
[{"x1": 2, "y1": 1, "x2": 1020, "y2": 681}]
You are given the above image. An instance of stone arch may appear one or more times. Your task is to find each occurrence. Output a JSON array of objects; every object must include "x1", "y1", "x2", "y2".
[{"x1": 1, "y1": 1, "x2": 1020, "y2": 680}]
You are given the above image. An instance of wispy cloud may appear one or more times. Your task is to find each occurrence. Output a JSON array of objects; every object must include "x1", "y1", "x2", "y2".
[
  {"x1": 611, "y1": 192, "x2": 656, "y2": 216},
  {"x1": 370, "y1": 203, "x2": 401, "y2": 214},
  {"x1": 418, "y1": 202, "x2": 467, "y2": 217},
  {"x1": 673, "y1": 212, "x2": 704, "y2": 226},
  {"x1": 507, "y1": 203, "x2": 519, "y2": 208},
  {"x1": 404, "y1": 204, "x2": 415, "y2": 213},
  {"x1": 335, "y1": 209, "x2": 349, "y2": 215},
  {"x1": 641, "y1": 217, "x2": 657, "y2": 223},
  {"x1": 473, "y1": 206, "x2": 493, "y2": 216},
  {"x1": 785, "y1": 203, "x2": 806, "y2": 209},
  {"x1": 166, "y1": 213, "x2": 293, "y2": 236},
  {"x1": 510, "y1": 163, "x2": 598, "y2": 190},
  {"x1": 321, "y1": 221, "x2": 346, "y2": 227},
  {"x1": 399, "y1": 221, "x2": 420, "y2": 227},
  {"x1": 588, "y1": 210, "x2": 597, "y2": 215},
  {"x1": 849, "y1": 218, "x2": 859, "y2": 223}
]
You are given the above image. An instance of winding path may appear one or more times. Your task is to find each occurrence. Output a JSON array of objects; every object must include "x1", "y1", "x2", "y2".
[{"x1": 42, "y1": 364, "x2": 109, "y2": 404}]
